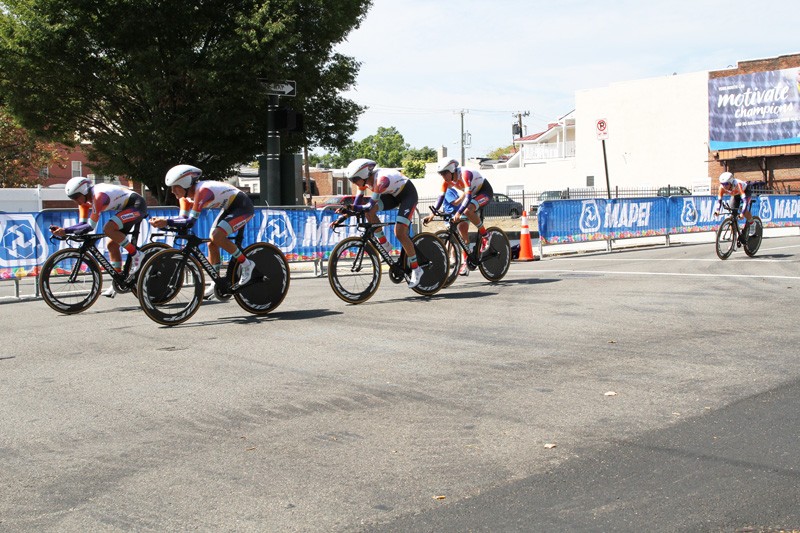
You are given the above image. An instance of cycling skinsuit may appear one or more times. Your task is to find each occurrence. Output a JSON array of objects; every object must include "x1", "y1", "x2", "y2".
[
  {"x1": 353, "y1": 168, "x2": 418, "y2": 227},
  {"x1": 67, "y1": 183, "x2": 147, "y2": 233},
  {"x1": 178, "y1": 181, "x2": 254, "y2": 236},
  {"x1": 717, "y1": 178, "x2": 765, "y2": 213},
  {"x1": 455, "y1": 169, "x2": 492, "y2": 215}
]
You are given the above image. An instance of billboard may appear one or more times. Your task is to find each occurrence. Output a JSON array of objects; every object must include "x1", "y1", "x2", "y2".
[{"x1": 708, "y1": 67, "x2": 800, "y2": 150}]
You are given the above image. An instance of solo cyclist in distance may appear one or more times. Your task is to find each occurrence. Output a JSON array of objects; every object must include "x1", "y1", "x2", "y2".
[{"x1": 714, "y1": 171, "x2": 765, "y2": 246}]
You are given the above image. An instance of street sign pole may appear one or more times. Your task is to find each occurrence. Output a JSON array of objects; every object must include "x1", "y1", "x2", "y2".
[
  {"x1": 602, "y1": 139, "x2": 611, "y2": 200},
  {"x1": 258, "y1": 80, "x2": 296, "y2": 206}
]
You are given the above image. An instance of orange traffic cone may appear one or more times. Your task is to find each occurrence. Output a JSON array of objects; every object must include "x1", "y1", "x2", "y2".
[{"x1": 517, "y1": 210, "x2": 536, "y2": 261}]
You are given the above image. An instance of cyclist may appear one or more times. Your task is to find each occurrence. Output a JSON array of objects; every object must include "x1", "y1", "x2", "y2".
[
  {"x1": 424, "y1": 157, "x2": 493, "y2": 258},
  {"x1": 50, "y1": 177, "x2": 148, "y2": 297},
  {"x1": 149, "y1": 164, "x2": 255, "y2": 298},
  {"x1": 344, "y1": 158, "x2": 423, "y2": 288},
  {"x1": 422, "y1": 168, "x2": 471, "y2": 276},
  {"x1": 714, "y1": 172, "x2": 765, "y2": 244}
]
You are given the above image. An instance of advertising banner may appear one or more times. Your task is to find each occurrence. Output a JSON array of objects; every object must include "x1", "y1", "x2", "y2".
[
  {"x1": 709, "y1": 67, "x2": 800, "y2": 150},
  {"x1": 538, "y1": 195, "x2": 800, "y2": 245},
  {"x1": 537, "y1": 198, "x2": 667, "y2": 244},
  {"x1": 0, "y1": 207, "x2": 397, "y2": 279}
]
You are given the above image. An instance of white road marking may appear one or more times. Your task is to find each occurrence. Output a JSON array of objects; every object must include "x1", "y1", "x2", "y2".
[{"x1": 511, "y1": 269, "x2": 800, "y2": 281}]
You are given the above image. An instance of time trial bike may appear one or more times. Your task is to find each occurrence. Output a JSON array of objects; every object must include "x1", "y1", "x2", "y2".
[
  {"x1": 327, "y1": 207, "x2": 448, "y2": 304},
  {"x1": 39, "y1": 221, "x2": 170, "y2": 314},
  {"x1": 715, "y1": 200, "x2": 763, "y2": 260},
  {"x1": 136, "y1": 227, "x2": 290, "y2": 326},
  {"x1": 425, "y1": 206, "x2": 512, "y2": 288}
]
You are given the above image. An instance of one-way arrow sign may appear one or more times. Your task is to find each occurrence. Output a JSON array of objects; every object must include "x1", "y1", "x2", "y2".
[{"x1": 259, "y1": 79, "x2": 296, "y2": 97}]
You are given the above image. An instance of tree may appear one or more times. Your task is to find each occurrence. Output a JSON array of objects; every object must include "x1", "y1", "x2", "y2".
[
  {"x1": 309, "y1": 126, "x2": 437, "y2": 178},
  {"x1": 0, "y1": 0, "x2": 370, "y2": 202},
  {"x1": 0, "y1": 106, "x2": 64, "y2": 187},
  {"x1": 486, "y1": 145, "x2": 517, "y2": 160}
]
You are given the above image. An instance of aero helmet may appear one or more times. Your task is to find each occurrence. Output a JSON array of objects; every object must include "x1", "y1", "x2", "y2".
[
  {"x1": 436, "y1": 157, "x2": 459, "y2": 174},
  {"x1": 719, "y1": 171, "x2": 734, "y2": 185},
  {"x1": 65, "y1": 176, "x2": 93, "y2": 200},
  {"x1": 165, "y1": 164, "x2": 202, "y2": 189},
  {"x1": 346, "y1": 158, "x2": 376, "y2": 182}
]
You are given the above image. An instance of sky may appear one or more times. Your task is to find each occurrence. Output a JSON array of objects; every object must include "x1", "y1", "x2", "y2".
[{"x1": 333, "y1": 0, "x2": 800, "y2": 160}]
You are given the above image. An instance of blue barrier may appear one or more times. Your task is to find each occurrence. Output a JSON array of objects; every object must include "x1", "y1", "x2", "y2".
[
  {"x1": 0, "y1": 207, "x2": 398, "y2": 279},
  {"x1": 538, "y1": 195, "x2": 800, "y2": 246}
]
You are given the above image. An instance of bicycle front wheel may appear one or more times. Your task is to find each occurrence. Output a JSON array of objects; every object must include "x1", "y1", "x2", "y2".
[
  {"x1": 744, "y1": 217, "x2": 763, "y2": 257},
  {"x1": 113, "y1": 242, "x2": 172, "y2": 296},
  {"x1": 435, "y1": 230, "x2": 460, "y2": 288},
  {"x1": 715, "y1": 218, "x2": 735, "y2": 260},
  {"x1": 410, "y1": 233, "x2": 448, "y2": 296},
  {"x1": 137, "y1": 249, "x2": 205, "y2": 326},
  {"x1": 39, "y1": 248, "x2": 102, "y2": 314},
  {"x1": 478, "y1": 227, "x2": 511, "y2": 281},
  {"x1": 328, "y1": 237, "x2": 381, "y2": 304},
  {"x1": 232, "y1": 242, "x2": 290, "y2": 315}
]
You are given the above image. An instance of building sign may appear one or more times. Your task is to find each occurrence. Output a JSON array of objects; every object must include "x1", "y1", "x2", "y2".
[{"x1": 708, "y1": 67, "x2": 800, "y2": 150}]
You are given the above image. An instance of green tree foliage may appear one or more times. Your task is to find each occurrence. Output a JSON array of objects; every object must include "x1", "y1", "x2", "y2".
[
  {"x1": 0, "y1": 0, "x2": 370, "y2": 201},
  {"x1": 309, "y1": 126, "x2": 436, "y2": 178},
  {"x1": 486, "y1": 145, "x2": 517, "y2": 160},
  {"x1": 0, "y1": 106, "x2": 64, "y2": 187}
]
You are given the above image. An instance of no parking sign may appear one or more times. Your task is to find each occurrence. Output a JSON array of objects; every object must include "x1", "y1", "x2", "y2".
[{"x1": 596, "y1": 118, "x2": 609, "y2": 140}]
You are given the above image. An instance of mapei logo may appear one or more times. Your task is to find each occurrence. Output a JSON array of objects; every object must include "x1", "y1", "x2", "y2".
[
  {"x1": 579, "y1": 200, "x2": 602, "y2": 233},
  {"x1": 0, "y1": 214, "x2": 48, "y2": 266},
  {"x1": 757, "y1": 195, "x2": 773, "y2": 223},
  {"x1": 680, "y1": 198, "x2": 699, "y2": 226},
  {"x1": 259, "y1": 210, "x2": 297, "y2": 253}
]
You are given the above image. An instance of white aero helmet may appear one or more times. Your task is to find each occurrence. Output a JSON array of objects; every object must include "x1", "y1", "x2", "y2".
[
  {"x1": 165, "y1": 164, "x2": 202, "y2": 189},
  {"x1": 436, "y1": 157, "x2": 459, "y2": 174},
  {"x1": 346, "y1": 158, "x2": 376, "y2": 182},
  {"x1": 65, "y1": 176, "x2": 93, "y2": 200},
  {"x1": 719, "y1": 171, "x2": 734, "y2": 185}
]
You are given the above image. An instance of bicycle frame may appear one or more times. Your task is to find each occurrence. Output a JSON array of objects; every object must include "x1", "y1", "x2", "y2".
[
  {"x1": 159, "y1": 228, "x2": 248, "y2": 294},
  {"x1": 429, "y1": 207, "x2": 495, "y2": 266},
  {"x1": 335, "y1": 210, "x2": 399, "y2": 268},
  {"x1": 57, "y1": 223, "x2": 143, "y2": 286}
]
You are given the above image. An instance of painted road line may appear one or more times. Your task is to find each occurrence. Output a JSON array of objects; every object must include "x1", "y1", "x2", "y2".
[{"x1": 511, "y1": 269, "x2": 800, "y2": 281}]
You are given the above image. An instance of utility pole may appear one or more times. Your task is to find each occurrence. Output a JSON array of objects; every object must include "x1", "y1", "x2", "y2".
[
  {"x1": 456, "y1": 109, "x2": 469, "y2": 164},
  {"x1": 513, "y1": 111, "x2": 530, "y2": 138}
]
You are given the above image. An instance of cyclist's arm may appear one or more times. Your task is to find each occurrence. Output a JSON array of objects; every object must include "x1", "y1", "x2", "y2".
[
  {"x1": 351, "y1": 185, "x2": 374, "y2": 212},
  {"x1": 62, "y1": 202, "x2": 94, "y2": 233},
  {"x1": 456, "y1": 171, "x2": 476, "y2": 215}
]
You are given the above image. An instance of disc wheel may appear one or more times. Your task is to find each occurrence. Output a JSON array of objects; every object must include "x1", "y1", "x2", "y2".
[
  {"x1": 231, "y1": 242, "x2": 290, "y2": 315},
  {"x1": 715, "y1": 218, "x2": 735, "y2": 260},
  {"x1": 478, "y1": 227, "x2": 511, "y2": 281},
  {"x1": 39, "y1": 248, "x2": 102, "y2": 314},
  {"x1": 408, "y1": 233, "x2": 448, "y2": 296},
  {"x1": 743, "y1": 217, "x2": 763, "y2": 257},
  {"x1": 137, "y1": 249, "x2": 205, "y2": 326},
  {"x1": 328, "y1": 237, "x2": 381, "y2": 304},
  {"x1": 435, "y1": 230, "x2": 460, "y2": 288}
]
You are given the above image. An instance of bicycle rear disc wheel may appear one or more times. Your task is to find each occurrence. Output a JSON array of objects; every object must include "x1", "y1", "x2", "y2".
[
  {"x1": 232, "y1": 242, "x2": 290, "y2": 315},
  {"x1": 744, "y1": 217, "x2": 763, "y2": 257},
  {"x1": 137, "y1": 249, "x2": 204, "y2": 326},
  {"x1": 478, "y1": 227, "x2": 511, "y2": 281},
  {"x1": 435, "y1": 230, "x2": 459, "y2": 288},
  {"x1": 39, "y1": 248, "x2": 102, "y2": 314},
  {"x1": 410, "y1": 233, "x2": 448, "y2": 296},
  {"x1": 328, "y1": 237, "x2": 381, "y2": 304},
  {"x1": 715, "y1": 218, "x2": 735, "y2": 260}
]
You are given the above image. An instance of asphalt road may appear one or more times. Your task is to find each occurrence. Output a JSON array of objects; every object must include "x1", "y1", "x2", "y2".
[{"x1": 2, "y1": 235, "x2": 800, "y2": 532}]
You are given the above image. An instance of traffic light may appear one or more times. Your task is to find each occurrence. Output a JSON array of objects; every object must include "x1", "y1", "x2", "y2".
[{"x1": 276, "y1": 108, "x2": 304, "y2": 132}]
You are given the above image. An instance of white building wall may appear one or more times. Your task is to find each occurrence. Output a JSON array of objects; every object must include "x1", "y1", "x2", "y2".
[{"x1": 574, "y1": 70, "x2": 710, "y2": 190}]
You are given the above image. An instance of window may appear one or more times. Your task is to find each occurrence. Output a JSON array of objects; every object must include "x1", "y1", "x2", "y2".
[
  {"x1": 71, "y1": 161, "x2": 82, "y2": 178},
  {"x1": 336, "y1": 180, "x2": 344, "y2": 195},
  {"x1": 586, "y1": 175, "x2": 595, "y2": 187}
]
